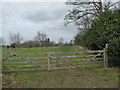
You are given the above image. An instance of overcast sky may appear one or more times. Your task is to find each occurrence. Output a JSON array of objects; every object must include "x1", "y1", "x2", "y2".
[{"x1": 1, "y1": 2, "x2": 79, "y2": 44}]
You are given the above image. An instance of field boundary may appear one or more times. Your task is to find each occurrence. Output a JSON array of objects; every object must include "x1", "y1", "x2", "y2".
[{"x1": 2, "y1": 44, "x2": 109, "y2": 72}]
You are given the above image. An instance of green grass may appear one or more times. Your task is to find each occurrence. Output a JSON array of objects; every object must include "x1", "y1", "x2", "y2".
[
  {"x1": 2, "y1": 67, "x2": 119, "y2": 88},
  {"x1": 2, "y1": 46, "x2": 77, "y2": 53}
]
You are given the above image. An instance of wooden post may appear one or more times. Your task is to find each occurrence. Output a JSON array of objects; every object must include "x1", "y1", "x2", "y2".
[
  {"x1": 103, "y1": 48, "x2": 106, "y2": 67},
  {"x1": 103, "y1": 44, "x2": 108, "y2": 68},
  {"x1": 48, "y1": 58, "x2": 50, "y2": 71},
  {"x1": 48, "y1": 53, "x2": 50, "y2": 71}
]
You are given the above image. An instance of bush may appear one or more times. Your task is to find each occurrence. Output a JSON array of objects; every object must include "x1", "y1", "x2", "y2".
[
  {"x1": 108, "y1": 38, "x2": 120, "y2": 67},
  {"x1": 82, "y1": 9, "x2": 120, "y2": 50}
]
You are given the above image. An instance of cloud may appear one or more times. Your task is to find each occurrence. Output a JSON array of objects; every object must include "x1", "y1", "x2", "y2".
[
  {"x1": 24, "y1": 10, "x2": 54, "y2": 23},
  {"x1": 23, "y1": 3, "x2": 67, "y2": 23},
  {"x1": 2, "y1": 2, "x2": 78, "y2": 44}
]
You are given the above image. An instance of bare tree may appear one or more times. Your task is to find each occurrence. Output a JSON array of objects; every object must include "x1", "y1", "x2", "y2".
[
  {"x1": 64, "y1": 0, "x2": 119, "y2": 30},
  {"x1": 34, "y1": 31, "x2": 47, "y2": 47},
  {"x1": 9, "y1": 33, "x2": 23, "y2": 45}
]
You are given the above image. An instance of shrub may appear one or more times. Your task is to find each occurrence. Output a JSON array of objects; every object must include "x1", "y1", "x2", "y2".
[
  {"x1": 108, "y1": 38, "x2": 120, "y2": 67},
  {"x1": 82, "y1": 9, "x2": 120, "y2": 50}
]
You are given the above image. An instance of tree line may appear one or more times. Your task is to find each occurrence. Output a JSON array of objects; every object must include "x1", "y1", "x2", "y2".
[{"x1": 0, "y1": 31, "x2": 74, "y2": 48}]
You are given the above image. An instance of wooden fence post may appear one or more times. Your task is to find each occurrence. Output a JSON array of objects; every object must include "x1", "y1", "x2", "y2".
[
  {"x1": 48, "y1": 58, "x2": 50, "y2": 71},
  {"x1": 103, "y1": 44, "x2": 108, "y2": 68},
  {"x1": 48, "y1": 53, "x2": 51, "y2": 71}
]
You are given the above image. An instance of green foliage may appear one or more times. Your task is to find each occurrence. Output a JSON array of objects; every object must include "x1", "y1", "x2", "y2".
[
  {"x1": 74, "y1": 9, "x2": 120, "y2": 67},
  {"x1": 108, "y1": 38, "x2": 120, "y2": 67},
  {"x1": 74, "y1": 33, "x2": 84, "y2": 46},
  {"x1": 82, "y1": 9, "x2": 120, "y2": 50}
]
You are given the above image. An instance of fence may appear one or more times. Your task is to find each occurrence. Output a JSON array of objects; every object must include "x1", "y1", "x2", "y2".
[{"x1": 2, "y1": 44, "x2": 108, "y2": 72}]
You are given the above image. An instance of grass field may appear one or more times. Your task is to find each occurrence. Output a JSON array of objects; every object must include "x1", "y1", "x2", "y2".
[
  {"x1": 2, "y1": 67, "x2": 119, "y2": 88},
  {"x1": 2, "y1": 46, "x2": 119, "y2": 88},
  {"x1": 2, "y1": 46, "x2": 78, "y2": 53}
]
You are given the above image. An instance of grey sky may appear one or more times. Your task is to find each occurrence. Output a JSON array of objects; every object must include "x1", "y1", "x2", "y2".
[{"x1": 1, "y1": 2, "x2": 78, "y2": 44}]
